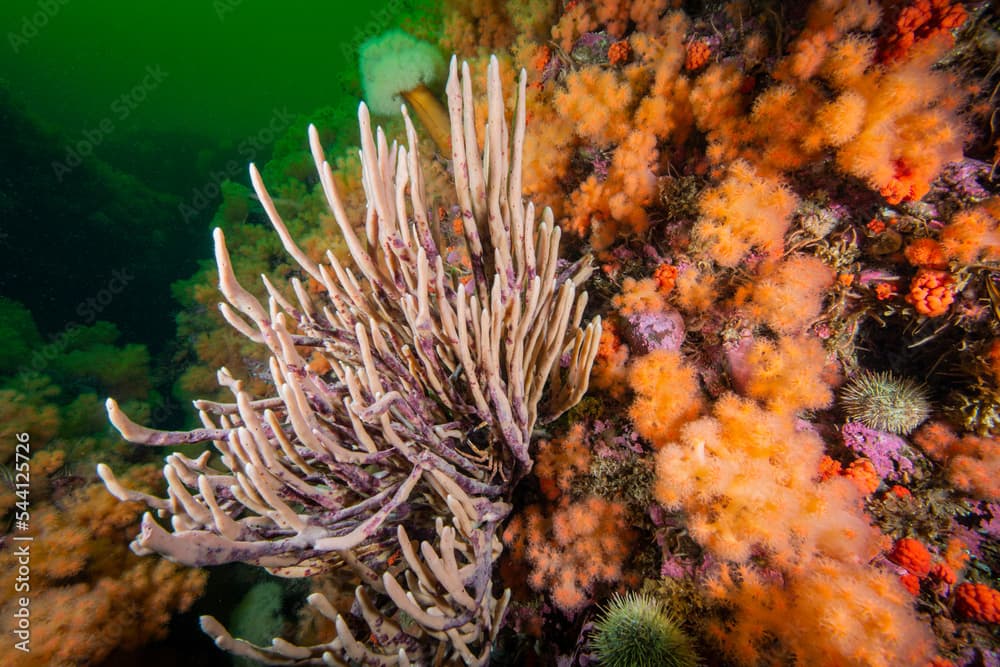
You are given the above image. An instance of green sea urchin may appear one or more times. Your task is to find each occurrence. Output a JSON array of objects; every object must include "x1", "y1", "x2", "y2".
[
  {"x1": 840, "y1": 370, "x2": 931, "y2": 434},
  {"x1": 590, "y1": 592, "x2": 698, "y2": 667}
]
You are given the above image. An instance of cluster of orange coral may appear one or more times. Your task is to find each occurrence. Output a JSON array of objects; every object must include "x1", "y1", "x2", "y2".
[
  {"x1": 953, "y1": 582, "x2": 1000, "y2": 624},
  {"x1": 590, "y1": 320, "x2": 631, "y2": 399},
  {"x1": 684, "y1": 39, "x2": 710, "y2": 70},
  {"x1": 693, "y1": 160, "x2": 798, "y2": 267},
  {"x1": 502, "y1": 496, "x2": 637, "y2": 614},
  {"x1": 0, "y1": 464, "x2": 207, "y2": 666},
  {"x1": 913, "y1": 422, "x2": 1000, "y2": 501},
  {"x1": 683, "y1": 0, "x2": 965, "y2": 206},
  {"x1": 878, "y1": 0, "x2": 968, "y2": 64},
  {"x1": 525, "y1": 12, "x2": 696, "y2": 248},
  {"x1": 905, "y1": 237, "x2": 947, "y2": 268},
  {"x1": 741, "y1": 254, "x2": 836, "y2": 334},
  {"x1": 819, "y1": 456, "x2": 882, "y2": 496},
  {"x1": 628, "y1": 349, "x2": 704, "y2": 447},
  {"x1": 705, "y1": 556, "x2": 934, "y2": 666},
  {"x1": 905, "y1": 268, "x2": 955, "y2": 317},
  {"x1": 740, "y1": 335, "x2": 834, "y2": 413},
  {"x1": 613, "y1": 276, "x2": 668, "y2": 315},
  {"x1": 939, "y1": 204, "x2": 1000, "y2": 264},
  {"x1": 842, "y1": 457, "x2": 881, "y2": 495},
  {"x1": 888, "y1": 537, "x2": 933, "y2": 578},
  {"x1": 654, "y1": 393, "x2": 884, "y2": 563},
  {"x1": 533, "y1": 423, "x2": 592, "y2": 500},
  {"x1": 607, "y1": 39, "x2": 631, "y2": 65},
  {"x1": 653, "y1": 263, "x2": 678, "y2": 293}
]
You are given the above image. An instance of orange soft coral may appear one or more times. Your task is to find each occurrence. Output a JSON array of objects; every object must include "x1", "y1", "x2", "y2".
[
  {"x1": 878, "y1": 0, "x2": 968, "y2": 64},
  {"x1": 534, "y1": 423, "x2": 592, "y2": 501},
  {"x1": 629, "y1": 349, "x2": 704, "y2": 448},
  {"x1": 821, "y1": 34, "x2": 876, "y2": 89},
  {"x1": 555, "y1": 66, "x2": 633, "y2": 146},
  {"x1": 745, "y1": 254, "x2": 836, "y2": 334},
  {"x1": 503, "y1": 496, "x2": 637, "y2": 614},
  {"x1": 939, "y1": 205, "x2": 1000, "y2": 264},
  {"x1": 905, "y1": 268, "x2": 954, "y2": 317},
  {"x1": 705, "y1": 558, "x2": 934, "y2": 666},
  {"x1": 900, "y1": 572, "x2": 922, "y2": 595},
  {"x1": 834, "y1": 53, "x2": 965, "y2": 205},
  {"x1": 685, "y1": 40, "x2": 711, "y2": 70},
  {"x1": 655, "y1": 394, "x2": 882, "y2": 564},
  {"x1": 0, "y1": 470, "x2": 207, "y2": 667},
  {"x1": 887, "y1": 537, "x2": 933, "y2": 578},
  {"x1": 943, "y1": 435, "x2": 1000, "y2": 502},
  {"x1": 613, "y1": 277, "x2": 667, "y2": 315},
  {"x1": 913, "y1": 423, "x2": 999, "y2": 501},
  {"x1": 808, "y1": 90, "x2": 868, "y2": 149},
  {"x1": 929, "y1": 562, "x2": 957, "y2": 585},
  {"x1": 741, "y1": 335, "x2": 834, "y2": 413},
  {"x1": 780, "y1": 0, "x2": 880, "y2": 81},
  {"x1": 953, "y1": 582, "x2": 1000, "y2": 624},
  {"x1": 607, "y1": 39, "x2": 631, "y2": 65},
  {"x1": 904, "y1": 237, "x2": 947, "y2": 268},
  {"x1": 591, "y1": 320, "x2": 631, "y2": 399},
  {"x1": 844, "y1": 457, "x2": 881, "y2": 495},
  {"x1": 693, "y1": 160, "x2": 798, "y2": 267},
  {"x1": 653, "y1": 263, "x2": 679, "y2": 294}
]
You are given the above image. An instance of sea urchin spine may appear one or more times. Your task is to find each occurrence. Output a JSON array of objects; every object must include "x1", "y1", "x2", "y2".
[{"x1": 840, "y1": 370, "x2": 931, "y2": 435}]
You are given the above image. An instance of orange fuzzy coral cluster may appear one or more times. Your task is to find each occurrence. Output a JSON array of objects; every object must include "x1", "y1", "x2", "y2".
[
  {"x1": 819, "y1": 456, "x2": 882, "y2": 495},
  {"x1": 939, "y1": 204, "x2": 1000, "y2": 264},
  {"x1": 529, "y1": 13, "x2": 696, "y2": 248},
  {"x1": 653, "y1": 263, "x2": 678, "y2": 293},
  {"x1": 591, "y1": 320, "x2": 630, "y2": 399},
  {"x1": 878, "y1": 0, "x2": 968, "y2": 64},
  {"x1": 613, "y1": 276, "x2": 667, "y2": 315},
  {"x1": 693, "y1": 160, "x2": 798, "y2": 267},
  {"x1": 913, "y1": 422, "x2": 1000, "y2": 501},
  {"x1": 953, "y1": 582, "x2": 1000, "y2": 624},
  {"x1": 673, "y1": 264, "x2": 717, "y2": 313},
  {"x1": 781, "y1": 0, "x2": 881, "y2": 80},
  {"x1": 649, "y1": 388, "x2": 935, "y2": 664},
  {"x1": 555, "y1": 67, "x2": 634, "y2": 147},
  {"x1": 687, "y1": 1, "x2": 965, "y2": 206},
  {"x1": 905, "y1": 268, "x2": 955, "y2": 317},
  {"x1": 607, "y1": 39, "x2": 631, "y2": 65},
  {"x1": 740, "y1": 335, "x2": 834, "y2": 413},
  {"x1": 502, "y1": 496, "x2": 637, "y2": 614},
  {"x1": 742, "y1": 254, "x2": 836, "y2": 334},
  {"x1": 0, "y1": 468, "x2": 206, "y2": 666},
  {"x1": 706, "y1": 559, "x2": 934, "y2": 667},
  {"x1": 905, "y1": 237, "x2": 947, "y2": 268},
  {"x1": 628, "y1": 349, "x2": 704, "y2": 447},
  {"x1": 534, "y1": 423, "x2": 592, "y2": 500},
  {"x1": 552, "y1": 0, "x2": 676, "y2": 48},
  {"x1": 842, "y1": 457, "x2": 881, "y2": 495},
  {"x1": 654, "y1": 394, "x2": 882, "y2": 563}
]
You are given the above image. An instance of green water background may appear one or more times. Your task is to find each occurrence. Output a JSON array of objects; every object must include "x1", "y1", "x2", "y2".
[{"x1": 1, "y1": 0, "x2": 437, "y2": 349}]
